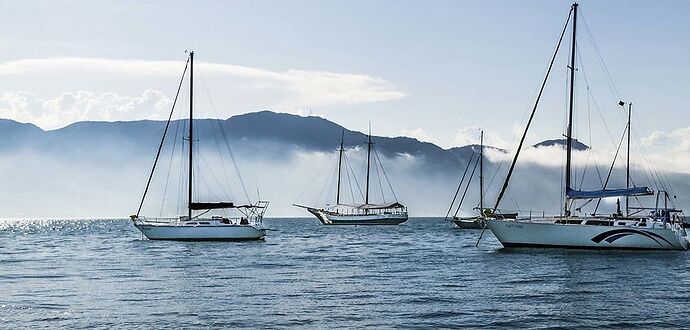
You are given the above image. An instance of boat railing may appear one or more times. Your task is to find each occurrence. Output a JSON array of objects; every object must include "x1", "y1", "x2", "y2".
[
  {"x1": 133, "y1": 215, "x2": 263, "y2": 226},
  {"x1": 325, "y1": 206, "x2": 408, "y2": 216}
]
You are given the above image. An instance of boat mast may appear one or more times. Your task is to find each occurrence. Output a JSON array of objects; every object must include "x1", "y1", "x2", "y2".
[
  {"x1": 479, "y1": 130, "x2": 484, "y2": 212},
  {"x1": 564, "y1": 3, "x2": 578, "y2": 216},
  {"x1": 188, "y1": 51, "x2": 194, "y2": 220},
  {"x1": 626, "y1": 102, "x2": 632, "y2": 217},
  {"x1": 365, "y1": 125, "x2": 372, "y2": 205},
  {"x1": 491, "y1": 5, "x2": 572, "y2": 213},
  {"x1": 336, "y1": 130, "x2": 344, "y2": 205}
]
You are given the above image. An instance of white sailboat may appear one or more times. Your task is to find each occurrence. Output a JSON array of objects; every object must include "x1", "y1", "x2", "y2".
[
  {"x1": 481, "y1": 3, "x2": 689, "y2": 250},
  {"x1": 295, "y1": 130, "x2": 408, "y2": 225},
  {"x1": 130, "y1": 51, "x2": 268, "y2": 241}
]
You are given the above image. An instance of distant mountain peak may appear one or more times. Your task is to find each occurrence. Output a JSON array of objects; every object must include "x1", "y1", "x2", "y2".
[{"x1": 533, "y1": 138, "x2": 589, "y2": 151}]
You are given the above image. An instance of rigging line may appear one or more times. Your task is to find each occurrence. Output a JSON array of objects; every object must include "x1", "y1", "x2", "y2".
[
  {"x1": 160, "y1": 116, "x2": 183, "y2": 216},
  {"x1": 586, "y1": 87, "x2": 605, "y2": 187},
  {"x1": 372, "y1": 147, "x2": 386, "y2": 202},
  {"x1": 210, "y1": 120, "x2": 234, "y2": 201},
  {"x1": 577, "y1": 51, "x2": 620, "y2": 149},
  {"x1": 629, "y1": 125, "x2": 661, "y2": 190},
  {"x1": 136, "y1": 58, "x2": 189, "y2": 217},
  {"x1": 197, "y1": 66, "x2": 237, "y2": 201},
  {"x1": 580, "y1": 10, "x2": 621, "y2": 101},
  {"x1": 318, "y1": 155, "x2": 339, "y2": 206},
  {"x1": 216, "y1": 125, "x2": 252, "y2": 203},
  {"x1": 483, "y1": 158, "x2": 504, "y2": 201},
  {"x1": 445, "y1": 152, "x2": 476, "y2": 220},
  {"x1": 494, "y1": 7, "x2": 573, "y2": 212},
  {"x1": 197, "y1": 151, "x2": 232, "y2": 201},
  {"x1": 577, "y1": 84, "x2": 593, "y2": 190},
  {"x1": 218, "y1": 127, "x2": 235, "y2": 201},
  {"x1": 195, "y1": 63, "x2": 252, "y2": 203},
  {"x1": 177, "y1": 120, "x2": 188, "y2": 215},
  {"x1": 592, "y1": 122, "x2": 628, "y2": 214},
  {"x1": 345, "y1": 152, "x2": 365, "y2": 201},
  {"x1": 294, "y1": 152, "x2": 335, "y2": 203},
  {"x1": 345, "y1": 155, "x2": 356, "y2": 204},
  {"x1": 577, "y1": 48, "x2": 609, "y2": 191},
  {"x1": 372, "y1": 145, "x2": 398, "y2": 202},
  {"x1": 631, "y1": 123, "x2": 670, "y2": 193},
  {"x1": 510, "y1": 193, "x2": 522, "y2": 214},
  {"x1": 453, "y1": 154, "x2": 480, "y2": 218}
]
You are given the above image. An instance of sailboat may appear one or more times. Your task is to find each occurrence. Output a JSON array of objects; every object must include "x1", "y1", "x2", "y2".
[
  {"x1": 130, "y1": 51, "x2": 268, "y2": 241},
  {"x1": 295, "y1": 130, "x2": 408, "y2": 225},
  {"x1": 448, "y1": 130, "x2": 486, "y2": 229},
  {"x1": 448, "y1": 131, "x2": 517, "y2": 229},
  {"x1": 482, "y1": 3, "x2": 689, "y2": 250}
]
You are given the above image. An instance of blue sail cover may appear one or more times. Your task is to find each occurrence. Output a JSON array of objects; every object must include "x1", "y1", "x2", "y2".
[{"x1": 566, "y1": 186, "x2": 653, "y2": 199}]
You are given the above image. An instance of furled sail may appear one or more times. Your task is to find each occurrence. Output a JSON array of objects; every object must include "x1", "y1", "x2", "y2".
[
  {"x1": 566, "y1": 186, "x2": 653, "y2": 199},
  {"x1": 189, "y1": 202, "x2": 235, "y2": 210}
]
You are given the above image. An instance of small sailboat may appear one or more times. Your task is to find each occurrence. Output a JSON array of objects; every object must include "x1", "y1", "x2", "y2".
[
  {"x1": 447, "y1": 131, "x2": 486, "y2": 229},
  {"x1": 481, "y1": 3, "x2": 689, "y2": 250},
  {"x1": 130, "y1": 51, "x2": 268, "y2": 241},
  {"x1": 295, "y1": 130, "x2": 408, "y2": 225}
]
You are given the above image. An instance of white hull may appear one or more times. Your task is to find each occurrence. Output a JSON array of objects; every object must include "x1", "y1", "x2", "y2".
[
  {"x1": 308, "y1": 208, "x2": 408, "y2": 225},
  {"x1": 486, "y1": 218, "x2": 689, "y2": 250},
  {"x1": 134, "y1": 221, "x2": 265, "y2": 241}
]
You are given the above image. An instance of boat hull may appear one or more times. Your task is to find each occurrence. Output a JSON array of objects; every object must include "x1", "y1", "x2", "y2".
[
  {"x1": 134, "y1": 223, "x2": 265, "y2": 241},
  {"x1": 452, "y1": 218, "x2": 483, "y2": 229},
  {"x1": 486, "y1": 219, "x2": 689, "y2": 250},
  {"x1": 308, "y1": 208, "x2": 408, "y2": 225}
]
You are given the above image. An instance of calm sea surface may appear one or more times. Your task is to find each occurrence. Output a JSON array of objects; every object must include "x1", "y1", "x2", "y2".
[{"x1": 1, "y1": 218, "x2": 689, "y2": 329}]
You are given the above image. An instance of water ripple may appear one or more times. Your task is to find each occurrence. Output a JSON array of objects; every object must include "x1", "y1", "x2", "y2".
[{"x1": 0, "y1": 218, "x2": 688, "y2": 328}]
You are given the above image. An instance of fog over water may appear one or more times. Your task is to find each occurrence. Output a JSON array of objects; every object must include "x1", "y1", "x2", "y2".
[{"x1": 2, "y1": 133, "x2": 688, "y2": 219}]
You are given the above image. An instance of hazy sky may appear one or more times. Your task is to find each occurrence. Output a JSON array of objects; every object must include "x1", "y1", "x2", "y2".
[{"x1": 1, "y1": 0, "x2": 689, "y2": 152}]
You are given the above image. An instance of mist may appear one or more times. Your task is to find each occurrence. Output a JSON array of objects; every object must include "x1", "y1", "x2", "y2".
[{"x1": 2, "y1": 114, "x2": 690, "y2": 219}]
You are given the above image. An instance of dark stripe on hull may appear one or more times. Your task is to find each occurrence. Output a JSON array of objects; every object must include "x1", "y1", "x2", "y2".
[
  {"x1": 319, "y1": 218, "x2": 408, "y2": 225},
  {"x1": 307, "y1": 208, "x2": 407, "y2": 225},
  {"x1": 145, "y1": 237, "x2": 265, "y2": 242},
  {"x1": 500, "y1": 242, "x2": 681, "y2": 251},
  {"x1": 452, "y1": 220, "x2": 482, "y2": 229}
]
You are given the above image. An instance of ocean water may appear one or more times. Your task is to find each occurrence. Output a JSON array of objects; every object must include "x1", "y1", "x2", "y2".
[{"x1": 1, "y1": 217, "x2": 688, "y2": 329}]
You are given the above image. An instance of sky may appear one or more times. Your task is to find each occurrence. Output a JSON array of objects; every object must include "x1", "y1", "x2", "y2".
[{"x1": 1, "y1": 0, "x2": 689, "y2": 154}]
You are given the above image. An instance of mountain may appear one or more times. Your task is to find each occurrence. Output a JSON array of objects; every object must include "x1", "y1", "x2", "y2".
[
  {"x1": 0, "y1": 111, "x2": 475, "y2": 170},
  {"x1": 0, "y1": 119, "x2": 44, "y2": 150},
  {"x1": 1, "y1": 111, "x2": 597, "y2": 164},
  {"x1": 532, "y1": 138, "x2": 589, "y2": 151}
]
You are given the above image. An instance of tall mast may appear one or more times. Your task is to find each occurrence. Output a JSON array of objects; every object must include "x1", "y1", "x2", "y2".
[
  {"x1": 336, "y1": 130, "x2": 344, "y2": 205},
  {"x1": 479, "y1": 130, "x2": 484, "y2": 212},
  {"x1": 491, "y1": 6, "x2": 572, "y2": 213},
  {"x1": 626, "y1": 102, "x2": 632, "y2": 217},
  {"x1": 188, "y1": 51, "x2": 194, "y2": 220},
  {"x1": 365, "y1": 124, "x2": 372, "y2": 205},
  {"x1": 564, "y1": 3, "x2": 578, "y2": 216}
]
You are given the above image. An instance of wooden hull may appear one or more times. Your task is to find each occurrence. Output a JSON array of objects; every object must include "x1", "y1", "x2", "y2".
[{"x1": 307, "y1": 208, "x2": 408, "y2": 225}]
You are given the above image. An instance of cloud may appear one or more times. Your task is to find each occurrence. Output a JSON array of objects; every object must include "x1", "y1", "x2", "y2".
[
  {"x1": 0, "y1": 57, "x2": 404, "y2": 110},
  {"x1": 451, "y1": 125, "x2": 513, "y2": 149},
  {"x1": 638, "y1": 127, "x2": 690, "y2": 173},
  {"x1": 0, "y1": 90, "x2": 171, "y2": 129},
  {"x1": 401, "y1": 128, "x2": 436, "y2": 144}
]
